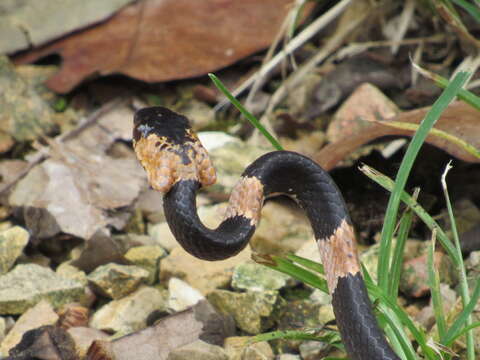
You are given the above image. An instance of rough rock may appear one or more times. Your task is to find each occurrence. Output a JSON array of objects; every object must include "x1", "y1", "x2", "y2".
[
  {"x1": 148, "y1": 222, "x2": 179, "y2": 252},
  {"x1": 400, "y1": 251, "x2": 456, "y2": 298},
  {"x1": 0, "y1": 317, "x2": 5, "y2": 343},
  {"x1": 57, "y1": 303, "x2": 89, "y2": 329},
  {"x1": 0, "y1": 226, "x2": 29, "y2": 275},
  {"x1": 277, "y1": 355, "x2": 301, "y2": 360},
  {"x1": 168, "y1": 278, "x2": 205, "y2": 312},
  {"x1": 70, "y1": 231, "x2": 129, "y2": 273},
  {"x1": 87, "y1": 263, "x2": 149, "y2": 299},
  {"x1": 199, "y1": 139, "x2": 267, "y2": 195},
  {"x1": 124, "y1": 245, "x2": 166, "y2": 284},
  {"x1": 167, "y1": 340, "x2": 228, "y2": 360},
  {"x1": 2, "y1": 325, "x2": 77, "y2": 360},
  {"x1": 0, "y1": 264, "x2": 84, "y2": 315},
  {"x1": 207, "y1": 290, "x2": 284, "y2": 334},
  {"x1": 299, "y1": 340, "x2": 329, "y2": 360},
  {"x1": 252, "y1": 201, "x2": 313, "y2": 256},
  {"x1": 135, "y1": 188, "x2": 165, "y2": 223},
  {"x1": 327, "y1": 82, "x2": 400, "y2": 143},
  {"x1": 0, "y1": 56, "x2": 55, "y2": 141},
  {"x1": 67, "y1": 326, "x2": 109, "y2": 359},
  {"x1": 160, "y1": 244, "x2": 252, "y2": 295},
  {"x1": 224, "y1": 337, "x2": 274, "y2": 360},
  {"x1": 276, "y1": 299, "x2": 324, "y2": 331},
  {"x1": 56, "y1": 263, "x2": 88, "y2": 286},
  {"x1": 231, "y1": 263, "x2": 290, "y2": 292},
  {"x1": 90, "y1": 285, "x2": 167, "y2": 335},
  {"x1": 9, "y1": 155, "x2": 145, "y2": 240},
  {"x1": 0, "y1": 300, "x2": 58, "y2": 357},
  {"x1": 87, "y1": 300, "x2": 235, "y2": 360},
  {"x1": 0, "y1": 0, "x2": 135, "y2": 53},
  {"x1": 242, "y1": 341, "x2": 274, "y2": 360}
]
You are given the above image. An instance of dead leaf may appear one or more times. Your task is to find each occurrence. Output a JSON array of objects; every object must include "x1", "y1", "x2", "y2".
[
  {"x1": 315, "y1": 101, "x2": 480, "y2": 170},
  {"x1": 14, "y1": 0, "x2": 302, "y2": 93},
  {"x1": 6, "y1": 101, "x2": 144, "y2": 240}
]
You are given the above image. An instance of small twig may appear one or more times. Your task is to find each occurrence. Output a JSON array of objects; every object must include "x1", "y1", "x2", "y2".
[
  {"x1": 389, "y1": 0, "x2": 416, "y2": 55},
  {"x1": 244, "y1": 0, "x2": 307, "y2": 110},
  {"x1": 0, "y1": 98, "x2": 125, "y2": 195},
  {"x1": 265, "y1": 10, "x2": 367, "y2": 115},
  {"x1": 213, "y1": 0, "x2": 353, "y2": 111}
]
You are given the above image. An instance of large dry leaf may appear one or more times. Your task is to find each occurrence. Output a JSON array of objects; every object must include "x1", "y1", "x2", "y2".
[
  {"x1": 15, "y1": 0, "x2": 300, "y2": 93},
  {"x1": 315, "y1": 101, "x2": 480, "y2": 170}
]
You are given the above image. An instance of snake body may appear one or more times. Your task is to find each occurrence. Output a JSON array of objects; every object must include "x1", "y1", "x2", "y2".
[{"x1": 133, "y1": 106, "x2": 400, "y2": 360}]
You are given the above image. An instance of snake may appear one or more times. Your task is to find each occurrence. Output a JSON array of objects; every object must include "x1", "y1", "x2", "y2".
[{"x1": 132, "y1": 106, "x2": 400, "y2": 360}]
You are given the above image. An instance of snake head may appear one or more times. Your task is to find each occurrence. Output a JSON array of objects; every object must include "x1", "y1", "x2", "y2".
[{"x1": 133, "y1": 107, "x2": 216, "y2": 193}]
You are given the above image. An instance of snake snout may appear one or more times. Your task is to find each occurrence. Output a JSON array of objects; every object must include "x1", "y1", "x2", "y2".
[{"x1": 133, "y1": 107, "x2": 217, "y2": 192}]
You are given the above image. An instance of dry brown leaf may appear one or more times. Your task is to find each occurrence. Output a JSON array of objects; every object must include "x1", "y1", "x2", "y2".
[
  {"x1": 315, "y1": 101, "x2": 480, "y2": 170},
  {"x1": 14, "y1": 0, "x2": 301, "y2": 93}
]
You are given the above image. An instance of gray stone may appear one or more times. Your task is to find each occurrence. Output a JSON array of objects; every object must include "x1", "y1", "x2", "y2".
[
  {"x1": 87, "y1": 263, "x2": 149, "y2": 299},
  {"x1": 241, "y1": 341, "x2": 274, "y2": 360},
  {"x1": 9, "y1": 155, "x2": 145, "y2": 240},
  {"x1": 56, "y1": 262, "x2": 88, "y2": 286},
  {"x1": 199, "y1": 140, "x2": 267, "y2": 195},
  {"x1": 167, "y1": 340, "x2": 228, "y2": 360},
  {"x1": 160, "y1": 241, "x2": 252, "y2": 295},
  {"x1": 0, "y1": 226, "x2": 29, "y2": 275},
  {"x1": 0, "y1": 316, "x2": 5, "y2": 344},
  {"x1": 67, "y1": 326, "x2": 110, "y2": 359},
  {"x1": 124, "y1": 245, "x2": 166, "y2": 284},
  {"x1": 0, "y1": 300, "x2": 58, "y2": 357},
  {"x1": 277, "y1": 355, "x2": 301, "y2": 360},
  {"x1": 90, "y1": 285, "x2": 167, "y2": 335},
  {"x1": 252, "y1": 201, "x2": 313, "y2": 256},
  {"x1": 231, "y1": 263, "x2": 290, "y2": 292},
  {"x1": 168, "y1": 278, "x2": 205, "y2": 312},
  {"x1": 0, "y1": 264, "x2": 84, "y2": 314},
  {"x1": 149, "y1": 222, "x2": 178, "y2": 252},
  {"x1": 207, "y1": 290, "x2": 284, "y2": 334},
  {"x1": 0, "y1": 0, "x2": 136, "y2": 54},
  {"x1": 298, "y1": 340, "x2": 329, "y2": 360},
  {"x1": 0, "y1": 56, "x2": 55, "y2": 141}
]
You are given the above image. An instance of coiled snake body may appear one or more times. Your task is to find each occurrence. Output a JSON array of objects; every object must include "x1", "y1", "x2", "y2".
[{"x1": 133, "y1": 107, "x2": 400, "y2": 360}]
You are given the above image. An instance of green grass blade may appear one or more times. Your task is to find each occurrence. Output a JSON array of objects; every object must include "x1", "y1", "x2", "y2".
[
  {"x1": 365, "y1": 282, "x2": 437, "y2": 359},
  {"x1": 208, "y1": 73, "x2": 283, "y2": 150},
  {"x1": 286, "y1": 253, "x2": 325, "y2": 274},
  {"x1": 362, "y1": 264, "x2": 421, "y2": 359},
  {"x1": 376, "y1": 121, "x2": 480, "y2": 159},
  {"x1": 441, "y1": 162, "x2": 475, "y2": 360},
  {"x1": 377, "y1": 71, "x2": 469, "y2": 291},
  {"x1": 388, "y1": 203, "x2": 414, "y2": 298},
  {"x1": 443, "y1": 277, "x2": 480, "y2": 345},
  {"x1": 412, "y1": 64, "x2": 480, "y2": 111},
  {"x1": 361, "y1": 165, "x2": 459, "y2": 264},
  {"x1": 251, "y1": 328, "x2": 341, "y2": 344},
  {"x1": 452, "y1": 0, "x2": 480, "y2": 22},
  {"x1": 255, "y1": 254, "x2": 328, "y2": 293},
  {"x1": 444, "y1": 321, "x2": 480, "y2": 345},
  {"x1": 377, "y1": 309, "x2": 417, "y2": 360},
  {"x1": 427, "y1": 230, "x2": 447, "y2": 340}
]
